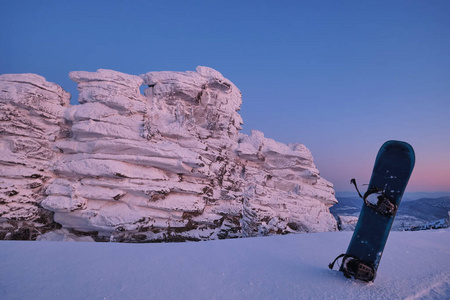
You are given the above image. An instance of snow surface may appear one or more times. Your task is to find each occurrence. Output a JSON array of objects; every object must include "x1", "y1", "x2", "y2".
[{"x1": 1, "y1": 229, "x2": 449, "y2": 299}]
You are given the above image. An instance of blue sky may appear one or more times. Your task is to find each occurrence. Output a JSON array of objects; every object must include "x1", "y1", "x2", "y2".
[{"x1": 1, "y1": 0, "x2": 449, "y2": 192}]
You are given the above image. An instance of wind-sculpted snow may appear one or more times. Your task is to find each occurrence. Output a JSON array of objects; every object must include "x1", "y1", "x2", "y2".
[{"x1": 0, "y1": 67, "x2": 337, "y2": 242}]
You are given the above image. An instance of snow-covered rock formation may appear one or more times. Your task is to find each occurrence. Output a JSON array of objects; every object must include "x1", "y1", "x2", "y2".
[
  {"x1": 337, "y1": 215, "x2": 359, "y2": 231},
  {"x1": 0, "y1": 73, "x2": 70, "y2": 239},
  {"x1": 0, "y1": 67, "x2": 337, "y2": 242}
]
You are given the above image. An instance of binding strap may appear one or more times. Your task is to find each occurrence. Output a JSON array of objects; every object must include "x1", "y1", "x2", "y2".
[
  {"x1": 328, "y1": 253, "x2": 346, "y2": 270},
  {"x1": 329, "y1": 253, "x2": 376, "y2": 282},
  {"x1": 350, "y1": 178, "x2": 397, "y2": 216}
]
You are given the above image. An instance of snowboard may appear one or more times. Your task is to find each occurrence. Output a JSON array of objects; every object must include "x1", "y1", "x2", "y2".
[{"x1": 329, "y1": 140, "x2": 415, "y2": 282}]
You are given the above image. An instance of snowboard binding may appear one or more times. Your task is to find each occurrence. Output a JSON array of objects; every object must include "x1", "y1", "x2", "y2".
[
  {"x1": 328, "y1": 254, "x2": 376, "y2": 282},
  {"x1": 350, "y1": 179, "x2": 397, "y2": 216}
]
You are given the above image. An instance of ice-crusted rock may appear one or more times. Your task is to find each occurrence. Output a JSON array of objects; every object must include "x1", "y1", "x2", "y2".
[
  {"x1": 337, "y1": 215, "x2": 359, "y2": 231},
  {"x1": 36, "y1": 228, "x2": 95, "y2": 242},
  {"x1": 0, "y1": 67, "x2": 337, "y2": 242},
  {"x1": 0, "y1": 73, "x2": 70, "y2": 239},
  {"x1": 237, "y1": 131, "x2": 337, "y2": 236}
]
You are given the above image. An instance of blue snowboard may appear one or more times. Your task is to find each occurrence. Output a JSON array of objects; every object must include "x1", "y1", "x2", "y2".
[{"x1": 330, "y1": 140, "x2": 415, "y2": 282}]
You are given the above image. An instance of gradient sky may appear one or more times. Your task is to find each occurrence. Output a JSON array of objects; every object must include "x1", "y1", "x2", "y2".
[{"x1": 1, "y1": 1, "x2": 449, "y2": 192}]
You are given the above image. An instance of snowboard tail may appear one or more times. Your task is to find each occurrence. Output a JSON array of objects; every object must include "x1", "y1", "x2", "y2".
[{"x1": 329, "y1": 140, "x2": 415, "y2": 282}]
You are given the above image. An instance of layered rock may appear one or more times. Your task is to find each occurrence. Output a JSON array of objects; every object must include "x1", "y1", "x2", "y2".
[
  {"x1": 0, "y1": 67, "x2": 337, "y2": 242},
  {"x1": 0, "y1": 73, "x2": 70, "y2": 239},
  {"x1": 237, "y1": 131, "x2": 338, "y2": 236}
]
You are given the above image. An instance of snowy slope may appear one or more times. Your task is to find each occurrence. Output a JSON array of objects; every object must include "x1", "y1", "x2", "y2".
[{"x1": 1, "y1": 229, "x2": 449, "y2": 299}]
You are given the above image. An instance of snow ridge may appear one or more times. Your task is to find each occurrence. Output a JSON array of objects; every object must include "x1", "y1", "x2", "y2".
[{"x1": 0, "y1": 67, "x2": 337, "y2": 242}]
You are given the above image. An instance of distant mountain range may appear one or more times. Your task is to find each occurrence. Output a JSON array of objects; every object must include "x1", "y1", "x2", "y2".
[
  {"x1": 336, "y1": 191, "x2": 450, "y2": 200},
  {"x1": 330, "y1": 196, "x2": 450, "y2": 230}
]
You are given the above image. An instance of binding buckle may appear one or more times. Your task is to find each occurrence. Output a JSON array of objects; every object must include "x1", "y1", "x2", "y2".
[
  {"x1": 342, "y1": 256, "x2": 375, "y2": 282},
  {"x1": 329, "y1": 254, "x2": 376, "y2": 282},
  {"x1": 350, "y1": 179, "x2": 397, "y2": 216}
]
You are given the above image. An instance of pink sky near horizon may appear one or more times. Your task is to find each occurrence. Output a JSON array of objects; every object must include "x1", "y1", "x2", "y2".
[
  {"x1": 407, "y1": 157, "x2": 450, "y2": 193},
  {"x1": 314, "y1": 142, "x2": 450, "y2": 193}
]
